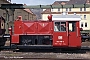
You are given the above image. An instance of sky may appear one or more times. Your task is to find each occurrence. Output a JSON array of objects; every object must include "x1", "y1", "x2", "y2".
[{"x1": 11, "y1": 0, "x2": 69, "y2": 5}]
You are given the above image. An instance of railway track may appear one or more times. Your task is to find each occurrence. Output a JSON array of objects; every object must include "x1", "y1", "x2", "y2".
[
  {"x1": 0, "y1": 42, "x2": 90, "y2": 59},
  {"x1": 0, "y1": 51, "x2": 90, "y2": 59},
  {"x1": 0, "y1": 57, "x2": 60, "y2": 60},
  {"x1": 0, "y1": 48, "x2": 90, "y2": 59},
  {"x1": 0, "y1": 57, "x2": 89, "y2": 60}
]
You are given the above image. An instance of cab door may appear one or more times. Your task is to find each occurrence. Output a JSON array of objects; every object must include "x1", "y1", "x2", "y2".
[
  {"x1": 68, "y1": 21, "x2": 81, "y2": 47},
  {"x1": 53, "y1": 21, "x2": 68, "y2": 47}
]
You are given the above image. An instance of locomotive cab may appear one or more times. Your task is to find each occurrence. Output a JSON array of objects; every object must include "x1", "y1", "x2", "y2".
[{"x1": 52, "y1": 15, "x2": 81, "y2": 48}]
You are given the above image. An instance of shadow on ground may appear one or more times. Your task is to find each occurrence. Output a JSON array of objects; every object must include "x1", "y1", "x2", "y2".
[{"x1": 15, "y1": 48, "x2": 88, "y2": 54}]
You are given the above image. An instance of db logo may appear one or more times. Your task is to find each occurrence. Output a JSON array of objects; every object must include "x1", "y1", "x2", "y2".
[{"x1": 58, "y1": 36, "x2": 62, "y2": 40}]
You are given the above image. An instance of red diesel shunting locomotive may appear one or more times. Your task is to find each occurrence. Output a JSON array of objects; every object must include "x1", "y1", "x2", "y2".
[{"x1": 8, "y1": 14, "x2": 82, "y2": 49}]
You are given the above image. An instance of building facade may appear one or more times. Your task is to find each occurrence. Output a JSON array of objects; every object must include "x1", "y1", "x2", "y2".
[
  {"x1": 42, "y1": 0, "x2": 90, "y2": 31},
  {"x1": 0, "y1": 0, "x2": 37, "y2": 33},
  {"x1": 0, "y1": 0, "x2": 37, "y2": 21}
]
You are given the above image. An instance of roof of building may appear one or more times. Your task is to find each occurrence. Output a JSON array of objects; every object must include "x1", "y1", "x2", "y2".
[
  {"x1": 23, "y1": 4, "x2": 36, "y2": 15},
  {"x1": 3, "y1": 0, "x2": 36, "y2": 15},
  {"x1": 42, "y1": 0, "x2": 90, "y2": 14},
  {"x1": 55, "y1": 0, "x2": 87, "y2": 5},
  {"x1": 67, "y1": 0, "x2": 85, "y2": 4}
]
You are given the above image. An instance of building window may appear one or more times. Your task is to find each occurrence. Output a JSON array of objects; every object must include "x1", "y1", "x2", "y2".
[
  {"x1": 51, "y1": 8, "x2": 53, "y2": 12},
  {"x1": 84, "y1": 8, "x2": 86, "y2": 11},
  {"x1": 81, "y1": 22, "x2": 83, "y2": 27},
  {"x1": 84, "y1": 15, "x2": 86, "y2": 19},
  {"x1": 17, "y1": 12, "x2": 21, "y2": 13},
  {"x1": 80, "y1": 8, "x2": 82, "y2": 11},
  {"x1": 25, "y1": 19, "x2": 27, "y2": 20},
  {"x1": 74, "y1": 13, "x2": 76, "y2": 15},
  {"x1": 58, "y1": 8, "x2": 60, "y2": 11},
  {"x1": 25, "y1": 15, "x2": 27, "y2": 16},
  {"x1": 80, "y1": 15, "x2": 82, "y2": 19},
  {"x1": 15, "y1": 16, "x2": 17, "y2": 19},
  {"x1": 66, "y1": 8, "x2": 68, "y2": 11},
  {"x1": 3, "y1": 13, "x2": 6, "y2": 17},
  {"x1": 69, "y1": 8, "x2": 71, "y2": 11},
  {"x1": 85, "y1": 22, "x2": 87, "y2": 27}
]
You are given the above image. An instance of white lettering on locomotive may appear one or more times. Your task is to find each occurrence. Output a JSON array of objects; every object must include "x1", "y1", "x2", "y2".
[{"x1": 58, "y1": 36, "x2": 62, "y2": 40}]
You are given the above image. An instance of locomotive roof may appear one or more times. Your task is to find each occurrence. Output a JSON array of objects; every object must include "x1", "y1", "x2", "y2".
[{"x1": 52, "y1": 15, "x2": 81, "y2": 21}]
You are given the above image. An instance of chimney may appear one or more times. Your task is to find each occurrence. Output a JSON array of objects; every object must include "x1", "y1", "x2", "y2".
[
  {"x1": 61, "y1": 2, "x2": 66, "y2": 5},
  {"x1": 86, "y1": 0, "x2": 90, "y2": 4},
  {"x1": 24, "y1": 4, "x2": 27, "y2": 6}
]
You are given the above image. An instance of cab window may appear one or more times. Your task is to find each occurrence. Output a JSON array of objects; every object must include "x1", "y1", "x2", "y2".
[
  {"x1": 69, "y1": 22, "x2": 76, "y2": 32},
  {"x1": 54, "y1": 22, "x2": 66, "y2": 32}
]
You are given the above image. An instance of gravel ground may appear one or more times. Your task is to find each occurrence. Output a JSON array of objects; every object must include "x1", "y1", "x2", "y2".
[
  {"x1": 82, "y1": 42, "x2": 90, "y2": 47},
  {"x1": 0, "y1": 41, "x2": 90, "y2": 59},
  {"x1": 0, "y1": 51, "x2": 90, "y2": 59}
]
